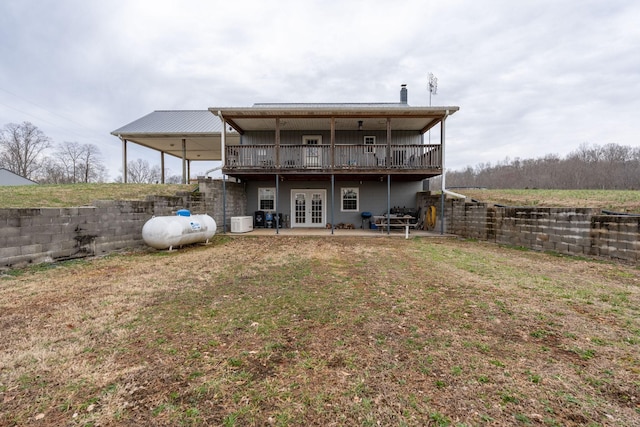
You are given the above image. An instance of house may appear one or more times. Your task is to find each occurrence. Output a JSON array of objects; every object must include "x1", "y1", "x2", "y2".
[
  {"x1": 112, "y1": 86, "x2": 458, "y2": 230},
  {"x1": 212, "y1": 85, "x2": 458, "y2": 228},
  {"x1": 0, "y1": 168, "x2": 38, "y2": 186}
]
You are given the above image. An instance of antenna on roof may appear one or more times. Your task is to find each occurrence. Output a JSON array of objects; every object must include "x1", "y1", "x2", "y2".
[
  {"x1": 428, "y1": 72, "x2": 438, "y2": 106},
  {"x1": 427, "y1": 72, "x2": 438, "y2": 144}
]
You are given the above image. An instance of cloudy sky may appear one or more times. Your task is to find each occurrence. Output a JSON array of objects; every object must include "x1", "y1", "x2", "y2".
[{"x1": 1, "y1": 0, "x2": 639, "y2": 180}]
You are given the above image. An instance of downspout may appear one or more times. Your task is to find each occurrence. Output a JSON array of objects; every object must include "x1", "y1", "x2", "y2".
[
  {"x1": 222, "y1": 174, "x2": 227, "y2": 234},
  {"x1": 440, "y1": 110, "x2": 449, "y2": 235},
  {"x1": 219, "y1": 111, "x2": 227, "y2": 234}
]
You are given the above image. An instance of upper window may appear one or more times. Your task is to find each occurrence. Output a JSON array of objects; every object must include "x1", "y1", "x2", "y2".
[
  {"x1": 303, "y1": 135, "x2": 322, "y2": 145},
  {"x1": 258, "y1": 187, "x2": 276, "y2": 211},
  {"x1": 341, "y1": 187, "x2": 359, "y2": 212},
  {"x1": 364, "y1": 136, "x2": 376, "y2": 153}
]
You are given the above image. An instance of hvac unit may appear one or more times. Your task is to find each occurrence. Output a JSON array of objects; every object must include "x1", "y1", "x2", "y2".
[{"x1": 231, "y1": 216, "x2": 254, "y2": 233}]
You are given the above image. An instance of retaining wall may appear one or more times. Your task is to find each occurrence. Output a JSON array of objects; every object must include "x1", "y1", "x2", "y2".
[
  {"x1": 0, "y1": 179, "x2": 246, "y2": 268},
  {"x1": 446, "y1": 199, "x2": 639, "y2": 263}
]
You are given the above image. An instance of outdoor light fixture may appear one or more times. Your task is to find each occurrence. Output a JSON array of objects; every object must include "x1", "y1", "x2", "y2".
[{"x1": 358, "y1": 120, "x2": 363, "y2": 131}]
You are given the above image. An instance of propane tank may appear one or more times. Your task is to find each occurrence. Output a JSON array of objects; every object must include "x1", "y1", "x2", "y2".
[{"x1": 142, "y1": 210, "x2": 216, "y2": 250}]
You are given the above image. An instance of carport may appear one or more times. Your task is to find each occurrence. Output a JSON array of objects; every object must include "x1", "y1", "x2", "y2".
[{"x1": 111, "y1": 110, "x2": 239, "y2": 183}]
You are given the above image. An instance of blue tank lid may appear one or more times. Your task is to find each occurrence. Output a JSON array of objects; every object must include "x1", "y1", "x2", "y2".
[{"x1": 176, "y1": 209, "x2": 191, "y2": 217}]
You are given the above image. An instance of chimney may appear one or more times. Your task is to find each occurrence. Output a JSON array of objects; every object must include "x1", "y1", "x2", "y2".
[{"x1": 400, "y1": 84, "x2": 408, "y2": 104}]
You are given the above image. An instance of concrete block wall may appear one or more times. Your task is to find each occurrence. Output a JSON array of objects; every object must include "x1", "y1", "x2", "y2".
[
  {"x1": 0, "y1": 178, "x2": 247, "y2": 268},
  {"x1": 197, "y1": 178, "x2": 246, "y2": 231},
  {"x1": 447, "y1": 199, "x2": 639, "y2": 263},
  {"x1": 590, "y1": 215, "x2": 640, "y2": 263}
]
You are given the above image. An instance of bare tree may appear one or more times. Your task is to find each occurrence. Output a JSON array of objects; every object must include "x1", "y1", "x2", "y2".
[
  {"x1": 0, "y1": 121, "x2": 51, "y2": 180},
  {"x1": 445, "y1": 143, "x2": 640, "y2": 190},
  {"x1": 79, "y1": 144, "x2": 107, "y2": 183},
  {"x1": 55, "y1": 141, "x2": 84, "y2": 183},
  {"x1": 124, "y1": 158, "x2": 161, "y2": 183},
  {"x1": 37, "y1": 141, "x2": 108, "y2": 184}
]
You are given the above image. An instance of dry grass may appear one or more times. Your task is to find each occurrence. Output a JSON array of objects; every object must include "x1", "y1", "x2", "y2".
[
  {"x1": 0, "y1": 183, "x2": 196, "y2": 208},
  {"x1": 1, "y1": 236, "x2": 639, "y2": 426},
  {"x1": 459, "y1": 189, "x2": 640, "y2": 214}
]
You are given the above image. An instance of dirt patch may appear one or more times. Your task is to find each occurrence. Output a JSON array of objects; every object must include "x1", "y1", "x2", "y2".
[{"x1": 1, "y1": 236, "x2": 638, "y2": 425}]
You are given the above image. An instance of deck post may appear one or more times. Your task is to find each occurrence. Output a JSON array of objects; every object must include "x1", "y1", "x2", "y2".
[
  {"x1": 275, "y1": 174, "x2": 280, "y2": 235},
  {"x1": 331, "y1": 174, "x2": 335, "y2": 235},
  {"x1": 386, "y1": 174, "x2": 391, "y2": 235},
  {"x1": 330, "y1": 117, "x2": 335, "y2": 168},
  {"x1": 275, "y1": 118, "x2": 280, "y2": 168}
]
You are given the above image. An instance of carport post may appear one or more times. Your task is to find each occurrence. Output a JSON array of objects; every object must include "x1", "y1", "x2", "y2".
[
  {"x1": 181, "y1": 138, "x2": 187, "y2": 184},
  {"x1": 120, "y1": 137, "x2": 127, "y2": 184},
  {"x1": 160, "y1": 151, "x2": 165, "y2": 184}
]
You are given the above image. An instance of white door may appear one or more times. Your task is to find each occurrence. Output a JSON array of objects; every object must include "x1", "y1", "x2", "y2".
[
  {"x1": 303, "y1": 135, "x2": 322, "y2": 167},
  {"x1": 291, "y1": 189, "x2": 326, "y2": 227}
]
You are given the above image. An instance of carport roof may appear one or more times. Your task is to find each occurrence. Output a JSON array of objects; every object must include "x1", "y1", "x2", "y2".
[{"x1": 111, "y1": 110, "x2": 238, "y2": 161}]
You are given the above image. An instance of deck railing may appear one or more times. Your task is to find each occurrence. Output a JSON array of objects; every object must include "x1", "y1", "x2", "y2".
[{"x1": 225, "y1": 144, "x2": 441, "y2": 170}]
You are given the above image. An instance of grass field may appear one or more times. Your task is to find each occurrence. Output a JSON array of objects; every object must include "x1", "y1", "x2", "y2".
[
  {"x1": 459, "y1": 189, "x2": 640, "y2": 214},
  {"x1": 0, "y1": 184, "x2": 639, "y2": 213},
  {"x1": 0, "y1": 183, "x2": 196, "y2": 208},
  {"x1": 1, "y1": 236, "x2": 638, "y2": 426}
]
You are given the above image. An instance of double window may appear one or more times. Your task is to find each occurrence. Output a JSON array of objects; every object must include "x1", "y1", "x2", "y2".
[
  {"x1": 258, "y1": 187, "x2": 276, "y2": 211},
  {"x1": 364, "y1": 136, "x2": 376, "y2": 153},
  {"x1": 341, "y1": 187, "x2": 359, "y2": 212}
]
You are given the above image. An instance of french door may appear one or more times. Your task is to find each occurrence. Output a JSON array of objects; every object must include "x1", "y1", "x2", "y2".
[
  {"x1": 291, "y1": 189, "x2": 326, "y2": 228},
  {"x1": 303, "y1": 135, "x2": 322, "y2": 167}
]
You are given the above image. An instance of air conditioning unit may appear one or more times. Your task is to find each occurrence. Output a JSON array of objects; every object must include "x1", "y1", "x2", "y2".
[{"x1": 231, "y1": 216, "x2": 253, "y2": 233}]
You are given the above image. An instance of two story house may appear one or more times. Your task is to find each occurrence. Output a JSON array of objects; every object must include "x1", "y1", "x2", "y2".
[
  {"x1": 213, "y1": 85, "x2": 458, "y2": 228},
  {"x1": 112, "y1": 86, "x2": 458, "y2": 231}
]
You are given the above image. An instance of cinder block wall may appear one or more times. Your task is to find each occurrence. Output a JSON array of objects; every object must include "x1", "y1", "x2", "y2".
[
  {"x1": 446, "y1": 199, "x2": 639, "y2": 263},
  {"x1": 0, "y1": 179, "x2": 246, "y2": 268}
]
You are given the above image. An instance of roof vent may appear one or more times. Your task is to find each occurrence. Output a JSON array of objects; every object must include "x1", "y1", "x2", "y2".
[{"x1": 400, "y1": 84, "x2": 408, "y2": 104}]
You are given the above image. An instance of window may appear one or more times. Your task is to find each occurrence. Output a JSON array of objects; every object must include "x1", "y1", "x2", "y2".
[
  {"x1": 364, "y1": 136, "x2": 376, "y2": 153},
  {"x1": 258, "y1": 187, "x2": 276, "y2": 211},
  {"x1": 341, "y1": 187, "x2": 359, "y2": 212}
]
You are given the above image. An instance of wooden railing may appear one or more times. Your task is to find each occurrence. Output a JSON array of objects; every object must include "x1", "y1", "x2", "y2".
[{"x1": 225, "y1": 144, "x2": 441, "y2": 171}]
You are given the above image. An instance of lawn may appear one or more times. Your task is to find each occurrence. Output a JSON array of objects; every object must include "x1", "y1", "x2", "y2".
[
  {"x1": 0, "y1": 183, "x2": 196, "y2": 208},
  {"x1": 1, "y1": 185, "x2": 639, "y2": 213},
  {"x1": 1, "y1": 236, "x2": 638, "y2": 426},
  {"x1": 459, "y1": 189, "x2": 640, "y2": 214}
]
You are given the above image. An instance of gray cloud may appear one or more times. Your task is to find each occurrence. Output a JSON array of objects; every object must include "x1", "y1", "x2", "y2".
[{"x1": 1, "y1": 0, "x2": 639, "y2": 179}]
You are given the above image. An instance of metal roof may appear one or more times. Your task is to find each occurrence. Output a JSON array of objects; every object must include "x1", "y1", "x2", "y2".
[
  {"x1": 111, "y1": 110, "x2": 226, "y2": 136},
  {"x1": 111, "y1": 110, "x2": 239, "y2": 162},
  {"x1": 0, "y1": 168, "x2": 38, "y2": 186}
]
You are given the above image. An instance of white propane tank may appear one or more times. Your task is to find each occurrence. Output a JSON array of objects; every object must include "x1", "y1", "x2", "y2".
[{"x1": 142, "y1": 210, "x2": 216, "y2": 250}]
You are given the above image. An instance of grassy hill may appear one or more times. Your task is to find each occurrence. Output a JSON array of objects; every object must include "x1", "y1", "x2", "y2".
[
  {"x1": 456, "y1": 188, "x2": 640, "y2": 214},
  {"x1": 0, "y1": 183, "x2": 197, "y2": 208},
  {"x1": 0, "y1": 184, "x2": 638, "y2": 213}
]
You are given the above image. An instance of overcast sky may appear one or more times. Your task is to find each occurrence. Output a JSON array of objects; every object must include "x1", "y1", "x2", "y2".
[{"x1": 1, "y1": 0, "x2": 639, "y2": 180}]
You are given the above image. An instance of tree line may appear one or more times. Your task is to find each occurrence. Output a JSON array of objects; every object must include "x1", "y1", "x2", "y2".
[
  {"x1": 0, "y1": 121, "x2": 181, "y2": 184},
  {"x1": 441, "y1": 143, "x2": 640, "y2": 190}
]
